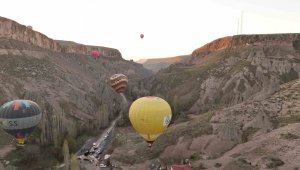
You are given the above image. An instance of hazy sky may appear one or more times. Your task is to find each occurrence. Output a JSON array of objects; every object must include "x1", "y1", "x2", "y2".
[{"x1": 1, "y1": 0, "x2": 300, "y2": 61}]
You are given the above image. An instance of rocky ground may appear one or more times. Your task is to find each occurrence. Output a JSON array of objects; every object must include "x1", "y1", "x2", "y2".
[{"x1": 109, "y1": 77, "x2": 300, "y2": 170}]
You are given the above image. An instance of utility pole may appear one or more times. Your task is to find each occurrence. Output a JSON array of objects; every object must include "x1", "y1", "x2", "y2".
[
  {"x1": 240, "y1": 10, "x2": 243, "y2": 34},
  {"x1": 237, "y1": 18, "x2": 240, "y2": 35},
  {"x1": 237, "y1": 10, "x2": 243, "y2": 35}
]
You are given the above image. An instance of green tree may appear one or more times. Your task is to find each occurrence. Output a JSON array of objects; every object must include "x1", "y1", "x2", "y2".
[
  {"x1": 70, "y1": 154, "x2": 80, "y2": 170},
  {"x1": 63, "y1": 139, "x2": 70, "y2": 170}
]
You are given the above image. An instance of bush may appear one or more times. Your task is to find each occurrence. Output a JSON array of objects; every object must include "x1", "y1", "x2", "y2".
[{"x1": 280, "y1": 133, "x2": 299, "y2": 140}]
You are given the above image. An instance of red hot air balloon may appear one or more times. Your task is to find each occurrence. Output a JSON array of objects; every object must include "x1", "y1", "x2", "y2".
[
  {"x1": 91, "y1": 50, "x2": 100, "y2": 60},
  {"x1": 140, "y1": 34, "x2": 144, "y2": 39}
]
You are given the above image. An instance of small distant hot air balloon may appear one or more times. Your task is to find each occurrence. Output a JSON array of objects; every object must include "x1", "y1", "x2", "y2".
[
  {"x1": 0, "y1": 100, "x2": 42, "y2": 145},
  {"x1": 129, "y1": 96, "x2": 172, "y2": 147},
  {"x1": 91, "y1": 50, "x2": 100, "y2": 60},
  {"x1": 140, "y1": 34, "x2": 144, "y2": 39},
  {"x1": 110, "y1": 74, "x2": 128, "y2": 94}
]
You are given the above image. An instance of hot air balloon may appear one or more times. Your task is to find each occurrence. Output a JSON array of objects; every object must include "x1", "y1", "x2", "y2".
[
  {"x1": 140, "y1": 34, "x2": 144, "y2": 39},
  {"x1": 91, "y1": 50, "x2": 100, "y2": 60},
  {"x1": 129, "y1": 96, "x2": 172, "y2": 147},
  {"x1": 0, "y1": 100, "x2": 42, "y2": 145},
  {"x1": 110, "y1": 74, "x2": 128, "y2": 94}
]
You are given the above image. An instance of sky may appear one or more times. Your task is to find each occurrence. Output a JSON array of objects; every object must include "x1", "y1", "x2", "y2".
[{"x1": 1, "y1": 0, "x2": 300, "y2": 61}]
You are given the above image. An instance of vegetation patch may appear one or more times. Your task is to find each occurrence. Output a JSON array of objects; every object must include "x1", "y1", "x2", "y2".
[
  {"x1": 225, "y1": 82, "x2": 236, "y2": 94},
  {"x1": 274, "y1": 115, "x2": 300, "y2": 127},
  {"x1": 242, "y1": 127, "x2": 260, "y2": 142},
  {"x1": 190, "y1": 153, "x2": 201, "y2": 161},
  {"x1": 223, "y1": 158, "x2": 258, "y2": 170},
  {"x1": 214, "y1": 163, "x2": 222, "y2": 168},
  {"x1": 280, "y1": 133, "x2": 299, "y2": 140},
  {"x1": 280, "y1": 68, "x2": 299, "y2": 83},
  {"x1": 228, "y1": 60, "x2": 251, "y2": 75},
  {"x1": 266, "y1": 157, "x2": 284, "y2": 168},
  {"x1": 0, "y1": 86, "x2": 8, "y2": 104},
  {"x1": 0, "y1": 129, "x2": 13, "y2": 147},
  {"x1": 4, "y1": 145, "x2": 60, "y2": 169},
  {"x1": 59, "y1": 100, "x2": 72, "y2": 114},
  {"x1": 238, "y1": 79, "x2": 246, "y2": 93}
]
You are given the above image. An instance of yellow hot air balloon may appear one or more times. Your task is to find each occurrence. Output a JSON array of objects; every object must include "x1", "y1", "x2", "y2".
[{"x1": 129, "y1": 96, "x2": 172, "y2": 147}]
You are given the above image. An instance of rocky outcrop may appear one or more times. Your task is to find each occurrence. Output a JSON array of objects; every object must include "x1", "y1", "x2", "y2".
[
  {"x1": 109, "y1": 78, "x2": 300, "y2": 169},
  {"x1": 136, "y1": 55, "x2": 191, "y2": 72},
  {"x1": 0, "y1": 16, "x2": 152, "y2": 151},
  {"x1": 147, "y1": 33, "x2": 300, "y2": 119},
  {"x1": 0, "y1": 37, "x2": 150, "y2": 147},
  {"x1": 0, "y1": 16, "x2": 121, "y2": 58},
  {"x1": 56, "y1": 40, "x2": 122, "y2": 58},
  {"x1": 191, "y1": 34, "x2": 300, "y2": 60},
  {"x1": 101, "y1": 34, "x2": 300, "y2": 169}
]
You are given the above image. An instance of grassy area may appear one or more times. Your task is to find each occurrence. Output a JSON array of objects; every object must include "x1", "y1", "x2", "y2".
[
  {"x1": 4, "y1": 145, "x2": 60, "y2": 169},
  {"x1": 2, "y1": 129, "x2": 101, "y2": 169},
  {"x1": 0, "y1": 129, "x2": 13, "y2": 147}
]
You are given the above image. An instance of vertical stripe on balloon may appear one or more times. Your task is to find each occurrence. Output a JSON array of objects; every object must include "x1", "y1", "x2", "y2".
[
  {"x1": 13, "y1": 101, "x2": 20, "y2": 111},
  {"x1": 23, "y1": 100, "x2": 30, "y2": 108}
]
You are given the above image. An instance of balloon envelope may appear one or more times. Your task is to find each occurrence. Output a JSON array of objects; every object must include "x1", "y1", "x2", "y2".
[
  {"x1": 110, "y1": 74, "x2": 128, "y2": 94},
  {"x1": 0, "y1": 100, "x2": 42, "y2": 145},
  {"x1": 91, "y1": 50, "x2": 100, "y2": 60},
  {"x1": 129, "y1": 96, "x2": 172, "y2": 147},
  {"x1": 140, "y1": 34, "x2": 144, "y2": 39}
]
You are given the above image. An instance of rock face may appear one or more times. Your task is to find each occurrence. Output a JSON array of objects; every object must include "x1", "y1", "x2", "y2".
[
  {"x1": 110, "y1": 78, "x2": 300, "y2": 170},
  {"x1": 191, "y1": 34, "x2": 300, "y2": 59},
  {"x1": 195, "y1": 79, "x2": 300, "y2": 169},
  {"x1": 0, "y1": 17, "x2": 151, "y2": 148},
  {"x1": 109, "y1": 34, "x2": 300, "y2": 170},
  {"x1": 0, "y1": 16, "x2": 121, "y2": 58},
  {"x1": 147, "y1": 33, "x2": 300, "y2": 119},
  {"x1": 136, "y1": 55, "x2": 191, "y2": 72}
]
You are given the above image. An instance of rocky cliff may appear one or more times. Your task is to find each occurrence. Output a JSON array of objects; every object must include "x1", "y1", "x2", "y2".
[
  {"x1": 191, "y1": 34, "x2": 300, "y2": 59},
  {"x1": 146, "y1": 33, "x2": 300, "y2": 119},
  {"x1": 0, "y1": 16, "x2": 151, "y2": 158},
  {"x1": 0, "y1": 16, "x2": 121, "y2": 58},
  {"x1": 111, "y1": 79, "x2": 300, "y2": 169},
  {"x1": 137, "y1": 55, "x2": 191, "y2": 72},
  {"x1": 109, "y1": 34, "x2": 300, "y2": 169}
]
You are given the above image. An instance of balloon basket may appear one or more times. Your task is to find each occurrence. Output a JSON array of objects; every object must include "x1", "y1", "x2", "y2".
[{"x1": 15, "y1": 143, "x2": 25, "y2": 149}]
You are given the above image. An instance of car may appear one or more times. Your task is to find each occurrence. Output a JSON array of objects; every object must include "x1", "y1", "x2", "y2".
[
  {"x1": 96, "y1": 150, "x2": 103, "y2": 154},
  {"x1": 77, "y1": 155, "x2": 90, "y2": 161},
  {"x1": 99, "y1": 164, "x2": 106, "y2": 168}
]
